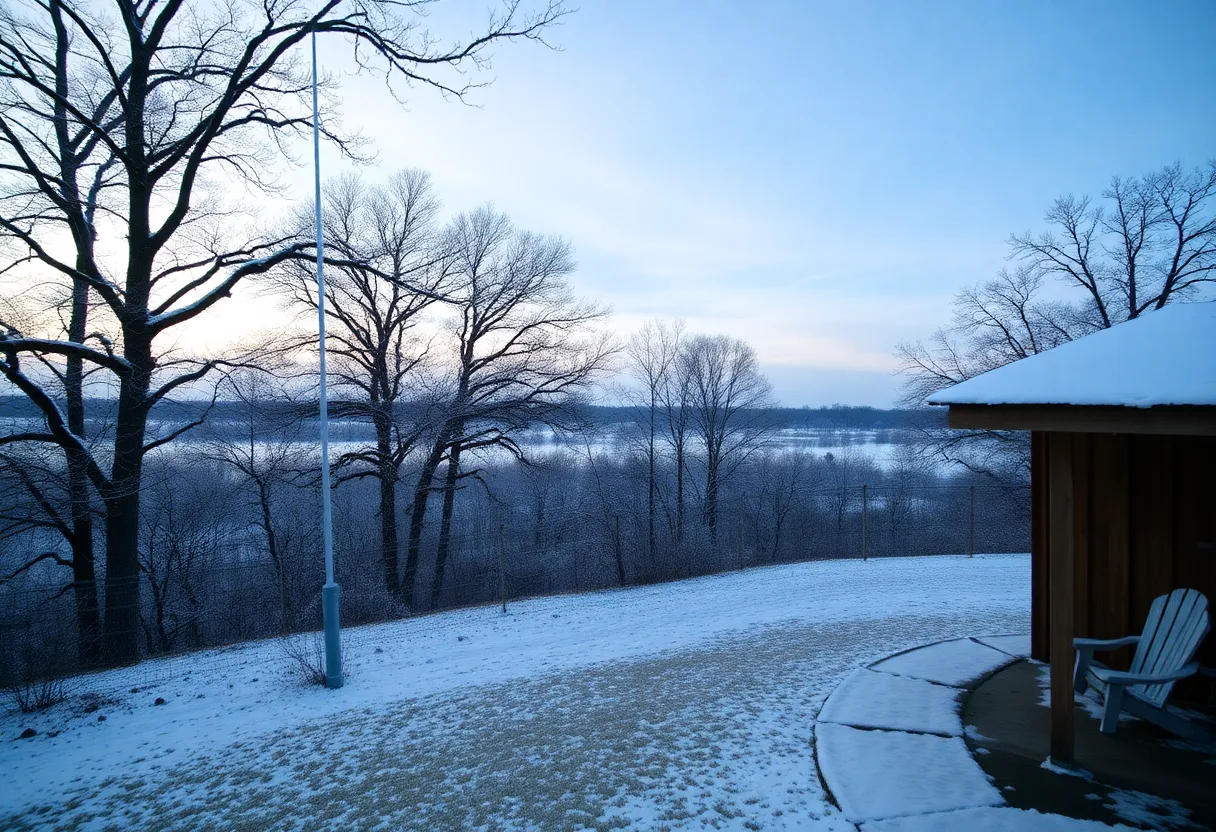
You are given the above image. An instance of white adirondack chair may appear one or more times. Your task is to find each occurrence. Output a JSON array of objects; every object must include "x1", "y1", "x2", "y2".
[{"x1": 1073, "y1": 588, "x2": 1210, "y2": 740}]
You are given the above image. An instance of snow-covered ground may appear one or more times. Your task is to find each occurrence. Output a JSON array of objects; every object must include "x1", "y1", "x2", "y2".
[{"x1": 2, "y1": 554, "x2": 1033, "y2": 830}]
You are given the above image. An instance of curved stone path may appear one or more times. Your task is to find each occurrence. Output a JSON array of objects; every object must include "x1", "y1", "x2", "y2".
[{"x1": 813, "y1": 635, "x2": 1132, "y2": 831}]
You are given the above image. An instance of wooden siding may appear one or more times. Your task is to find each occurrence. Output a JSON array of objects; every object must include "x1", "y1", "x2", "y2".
[{"x1": 1031, "y1": 433, "x2": 1216, "y2": 699}]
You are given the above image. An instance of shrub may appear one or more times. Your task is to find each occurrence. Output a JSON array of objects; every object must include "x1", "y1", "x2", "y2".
[
  {"x1": 11, "y1": 676, "x2": 72, "y2": 713},
  {"x1": 277, "y1": 631, "x2": 329, "y2": 687}
]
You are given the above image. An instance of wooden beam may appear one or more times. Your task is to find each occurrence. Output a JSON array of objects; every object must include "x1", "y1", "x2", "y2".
[
  {"x1": 946, "y1": 404, "x2": 1216, "y2": 436},
  {"x1": 1048, "y1": 432, "x2": 1076, "y2": 764}
]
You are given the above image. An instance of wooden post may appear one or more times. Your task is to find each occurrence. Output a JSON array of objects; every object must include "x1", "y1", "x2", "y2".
[
  {"x1": 1031, "y1": 431, "x2": 1050, "y2": 663},
  {"x1": 969, "y1": 485, "x2": 975, "y2": 557},
  {"x1": 861, "y1": 484, "x2": 868, "y2": 561},
  {"x1": 1048, "y1": 433, "x2": 1076, "y2": 764},
  {"x1": 497, "y1": 523, "x2": 507, "y2": 614}
]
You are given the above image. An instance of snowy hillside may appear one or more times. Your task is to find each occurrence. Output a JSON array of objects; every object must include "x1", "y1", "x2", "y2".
[{"x1": 2, "y1": 554, "x2": 1032, "y2": 830}]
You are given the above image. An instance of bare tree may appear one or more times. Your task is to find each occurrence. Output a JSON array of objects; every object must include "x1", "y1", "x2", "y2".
[
  {"x1": 404, "y1": 206, "x2": 615, "y2": 609},
  {"x1": 276, "y1": 170, "x2": 448, "y2": 594},
  {"x1": 0, "y1": 13, "x2": 119, "y2": 661},
  {"x1": 202, "y1": 370, "x2": 309, "y2": 629},
  {"x1": 660, "y1": 330, "x2": 693, "y2": 551},
  {"x1": 896, "y1": 268, "x2": 1077, "y2": 477},
  {"x1": 0, "y1": 0, "x2": 567, "y2": 664},
  {"x1": 1009, "y1": 161, "x2": 1216, "y2": 327},
  {"x1": 681, "y1": 334, "x2": 775, "y2": 543},
  {"x1": 581, "y1": 440, "x2": 628, "y2": 587},
  {"x1": 138, "y1": 474, "x2": 206, "y2": 655},
  {"x1": 747, "y1": 450, "x2": 814, "y2": 562},
  {"x1": 881, "y1": 444, "x2": 926, "y2": 557},
  {"x1": 0, "y1": 445, "x2": 86, "y2": 597},
  {"x1": 899, "y1": 161, "x2": 1215, "y2": 479},
  {"x1": 822, "y1": 447, "x2": 867, "y2": 555},
  {"x1": 624, "y1": 319, "x2": 683, "y2": 569},
  {"x1": 0, "y1": 392, "x2": 109, "y2": 665}
]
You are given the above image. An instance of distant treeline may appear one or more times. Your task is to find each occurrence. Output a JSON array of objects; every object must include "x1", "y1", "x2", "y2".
[
  {"x1": 593, "y1": 405, "x2": 947, "y2": 431},
  {"x1": 0, "y1": 396, "x2": 945, "y2": 439}
]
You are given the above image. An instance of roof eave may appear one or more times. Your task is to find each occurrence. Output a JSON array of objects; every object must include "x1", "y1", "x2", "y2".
[{"x1": 944, "y1": 404, "x2": 1216, "y2": 436}]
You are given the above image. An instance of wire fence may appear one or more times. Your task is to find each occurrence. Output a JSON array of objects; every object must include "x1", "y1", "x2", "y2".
[{"x1": 0, "y1": 482, "x2": 1030, "y2": 701}]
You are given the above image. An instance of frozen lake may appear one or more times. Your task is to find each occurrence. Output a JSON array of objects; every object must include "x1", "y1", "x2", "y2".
[{"x1": 0, "y1": 416, "x2": 919, "y2": 472}]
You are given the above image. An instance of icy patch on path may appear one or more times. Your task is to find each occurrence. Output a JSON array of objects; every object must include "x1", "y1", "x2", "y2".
[{"x1": 1103, "y1": 787, "x2": 1207, "y2": 831}]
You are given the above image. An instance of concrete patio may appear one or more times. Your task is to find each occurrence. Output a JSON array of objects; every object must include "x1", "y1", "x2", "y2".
[
  {"x1": 966, "y1": 660, "x2": 1216, "y2": 829},
  {"x1": 814, "y1": 635, "x2": 1216, "y2": 830}
]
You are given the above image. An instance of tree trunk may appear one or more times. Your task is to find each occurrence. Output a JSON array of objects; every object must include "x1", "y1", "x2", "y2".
[
  {"x1": 613, "y1": 513, "x2": 626, "y2": 586},
  {"x1": 647, "y1": 397, "x2": 656, "y2": 566},
  {"x1": 373, "y1": 409, "x2": 399, "y2": 593},
  {"x1": 66, "y1": 270, "x2": 101, "y2": 666},
  {"x1": 52, "y1": 12, "x2": 104, "y2": 665},
  {"x1": 101, "y1": 337, "x2": 152, "y2": 666},
  {"x1": 675, "y1": 441, "x2": 685, "y2": 544},
  {"x1": 101, "y1": 79, "x2": 156, "y2": 667},
  {"x1": 378, "y1": 472, "x2": 400, "y2": 593},
  {"x1": 404, "y1": 437, "x2": 447, "y2": 607},
  {"x1": 705, "y1": 446, "x2": 719, "y2": 543},
  {"x1": 429, "y1": 443, "x2": 462, "y2": 609},
  {"x1": 69, "y1": 502, "x2": 101, "y2": 665},
  {"x1": 772, "y1": 507, "x2": 784, "y2": 563}
]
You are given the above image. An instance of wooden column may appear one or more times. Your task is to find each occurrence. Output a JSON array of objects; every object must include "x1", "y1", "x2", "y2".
[
  {"x1": 1048, "y1": 432, "x2": 1076, "y2": 764},
  {"x1": 1031, "y1": 431, "x2": 1049, "y2": 662}
]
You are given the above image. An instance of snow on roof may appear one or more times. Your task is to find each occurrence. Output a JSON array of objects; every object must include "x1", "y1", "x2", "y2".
[{"x1": 926, "y1": 302, "x2": 1216, "y2": 408}]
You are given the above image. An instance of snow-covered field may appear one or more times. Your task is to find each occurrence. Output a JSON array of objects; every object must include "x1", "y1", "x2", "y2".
[{"x1": 2, "y1": 554, "x2": 1032, "y2": 831}]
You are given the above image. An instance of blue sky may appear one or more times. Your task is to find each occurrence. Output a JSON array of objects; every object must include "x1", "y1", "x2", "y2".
[{"x1": 210, "y1": 0, "x2": 1216, "y2": 407}]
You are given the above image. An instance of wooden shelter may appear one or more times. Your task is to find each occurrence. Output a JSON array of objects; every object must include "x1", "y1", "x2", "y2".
[{"x1": 928, "y1": 302, "x2": 1216, "y2": 763}]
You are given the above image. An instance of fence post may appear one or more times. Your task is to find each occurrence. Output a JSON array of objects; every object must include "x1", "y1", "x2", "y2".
[
  {"x1": 497, "y1": 523, "x2": 507, "y2": 614},
  {"x1": 862, "y1": 484, "x2": 868, "y2": 561},
  {"x1": 969, "y1": 485, "x2": 975, "y2": 558}
]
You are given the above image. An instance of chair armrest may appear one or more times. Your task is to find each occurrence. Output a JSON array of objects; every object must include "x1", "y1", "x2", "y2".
[
  {"x1": 1074, "y1": 635, "x2": 1140, "y2": 652},
  {"x1": 1094, "y1": 662, "x2": 1200, "y2": 687}
]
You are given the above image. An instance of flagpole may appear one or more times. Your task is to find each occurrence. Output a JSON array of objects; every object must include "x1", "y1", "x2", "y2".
[{"x1": 312, "y1": 30, "x2": 342, "y2": 689}]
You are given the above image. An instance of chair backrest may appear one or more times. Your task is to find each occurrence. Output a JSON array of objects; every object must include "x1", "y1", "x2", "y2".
[{"x1": 1129, "y1": 588, "x2": 1210, "y2": 707}]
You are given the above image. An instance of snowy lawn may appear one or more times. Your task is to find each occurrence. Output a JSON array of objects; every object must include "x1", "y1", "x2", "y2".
[{"x1": 2, "y1": 554, "x2": 1032, "y2": 831}]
